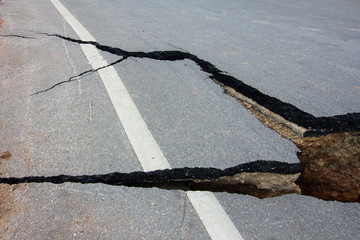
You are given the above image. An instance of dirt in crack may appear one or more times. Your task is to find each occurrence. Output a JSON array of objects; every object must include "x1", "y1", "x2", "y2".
[
  {"x1": 222, "y1": 85, "x2": 360, "y2": 202},
  {"x1": 0, "y1": 160, "x2": 301, "y2": 199},
  {"x1": 295, "y1": 132, "x2": 360, "y2": 202}
]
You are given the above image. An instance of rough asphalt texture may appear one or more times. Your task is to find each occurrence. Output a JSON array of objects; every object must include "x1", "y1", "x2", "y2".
[
  {"x1": 0, "y1": 0, "x2": 359, "y2": 239},
  {"x1": 63, "y1": 0, "x2": 360, "y2": 117}
]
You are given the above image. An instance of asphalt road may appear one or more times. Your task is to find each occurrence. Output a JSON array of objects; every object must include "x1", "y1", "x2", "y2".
[{"x1": 0, "y1": 0, "x2": 359, "y2": 239}]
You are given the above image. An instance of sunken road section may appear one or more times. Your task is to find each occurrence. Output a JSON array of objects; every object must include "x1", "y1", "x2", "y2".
[{"x1": 1, "y1": 33, "x2": 359, "y2": 202}]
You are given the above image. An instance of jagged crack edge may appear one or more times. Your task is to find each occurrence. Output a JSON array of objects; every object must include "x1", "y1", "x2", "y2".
[
  {"x1": 0, "y1": 160, "x2": 301, "y2": 185},
  {"x1": 41, "y1": 33, "x2": 360, "y2": 135},
  {"x1": 6, "y1": 32, "x2": 359, "y2": 135}
]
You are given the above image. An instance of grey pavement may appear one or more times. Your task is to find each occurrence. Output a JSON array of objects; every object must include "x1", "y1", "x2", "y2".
[
  {"x1": 0, "y1": 0, "x2": 359, "y2": 239},
  {"x1": 61, "y1": 0, "x2": 360, "y2": 117},
  {"x1": 114, "y1": 58, "x2": 299, "y2": 168}
]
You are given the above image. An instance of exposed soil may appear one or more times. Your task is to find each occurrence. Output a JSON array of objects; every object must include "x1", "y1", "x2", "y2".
[
  {"x1": 218, "y1": 81, "x2": 307, "y2": 140},
  {"x1": 219, "y1": 82, "x2": 360, "y2": 202},
  {"x1": 296, "y1": 132, "x2": 360, "y2": 202}
]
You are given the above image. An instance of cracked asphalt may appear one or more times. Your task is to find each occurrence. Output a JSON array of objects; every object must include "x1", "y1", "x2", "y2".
[{"x1": 1, "y1": 0, "x2": 359, "y2": 239}]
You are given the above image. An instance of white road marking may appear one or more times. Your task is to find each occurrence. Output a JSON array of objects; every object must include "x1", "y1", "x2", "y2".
[
  {"x1": 297, "y1": 26, "x2": 321, "y2": 31},
  {"x1": 188, "y1": 191, "x2": 244, "y2": 240},
  {"x1": 349, "y1": 28, "x2": 360, "y2": 32},
  {"x1": 49, "y1": 0, "x2": 244, "y2": 239},
  {"x1": 49, "y1": 0, "x2": 170, "y2": 171},
  {"x1": 249, "y1": 20, "x2": 270, "y2": 25}
]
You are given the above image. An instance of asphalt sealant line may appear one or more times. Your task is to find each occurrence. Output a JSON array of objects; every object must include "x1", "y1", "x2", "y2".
[
  {"x1": 37, "y1": 33, "x2": 360, "y2": 137},
  {"x1": 0, "y1": 160, "x2": 301, "y2": 199}
]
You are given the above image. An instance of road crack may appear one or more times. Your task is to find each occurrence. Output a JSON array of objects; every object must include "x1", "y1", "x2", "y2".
[
  {"x1": 0, "y1": 160, "x2": 301, "y2": 199},
  {"x1": 3, "y1": 32, "x2": 359, "y2": 136},
  {"x1": 2, "y1": 32, "x2": 359, "y2": 202},
  {"x1": 39, "y1": 33, "x2": 360, "y2": 136},
  {"x1": 30, "y1": 57, "x2": 128, "y2": 96}
]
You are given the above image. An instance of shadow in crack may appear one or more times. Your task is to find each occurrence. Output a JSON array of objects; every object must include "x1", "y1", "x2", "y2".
[
  {"x1": 1, "y1": 32, "x2": 359, "y2": 202},
  {"x1": 0, "y1": 160, "x2": 302, "y2": 199},
  {"x1": 37, "y1": 33, "x2": 360, "y2": 137},
  {"x1": 2, "y1": 32, "x2": 359, "y2": 136}
]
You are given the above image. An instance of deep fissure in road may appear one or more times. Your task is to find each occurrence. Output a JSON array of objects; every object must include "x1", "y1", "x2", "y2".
[
  {"x1": 0, "y1": 160, "x2": 301, "y2": 199},
  {"x1": 221, "y1": 85, "x2": 360, "y2": 202},
  {"x1": 1, "y1": 33, "x2": 359, "y2": 202},
  {"x1": 35, "y1": 33, "x2": 360, "y2": 137}
]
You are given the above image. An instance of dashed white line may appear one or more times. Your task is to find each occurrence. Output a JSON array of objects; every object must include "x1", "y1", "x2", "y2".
[
  {"x1": 249, "y1": 20, "x2": 270, "y2": 25},
  {"x1": 188, "y1": 191, "x2": 244, "y2": 240},
  {"x1": 49, "y1": 0, "x2": 244, "y2": 239},
  {"x1": 297, "y1": 26, "x2": 321, "y2": 31},
  {"x1": 349, "y1": 28, "x2": 360, "y2": 32},
  {"x1": 49, "y1": 0, "x2": 170, "y2": 172}
]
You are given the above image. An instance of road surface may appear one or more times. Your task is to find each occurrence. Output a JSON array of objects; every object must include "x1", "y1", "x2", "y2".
[{"x1": 0, "y1": 0, "x2": 359, "y2": 239}]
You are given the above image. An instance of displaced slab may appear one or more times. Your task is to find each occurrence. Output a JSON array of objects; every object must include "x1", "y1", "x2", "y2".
[
  {"x1": 61, "y1": 0, "x2": 360, "y2": 117},
  {"x1": 114, "y1": 59, "x2": 300, "y2": 168}
]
